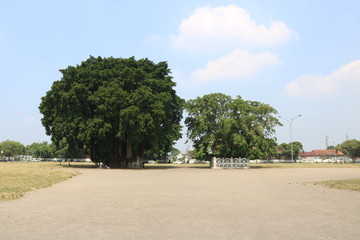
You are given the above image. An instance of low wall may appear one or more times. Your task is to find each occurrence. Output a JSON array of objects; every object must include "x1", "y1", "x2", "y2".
[{"x1": 211, "y1": 157, "x2": 249, "y2": 169}]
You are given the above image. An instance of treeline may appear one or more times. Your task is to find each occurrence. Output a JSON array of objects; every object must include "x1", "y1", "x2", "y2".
[
  {"x1": 274, "y1": 140, "x2": 360, "y2": 162},
  {"x1": 1, "y1": 138, "x2": 359, "y2": 163},
  {"x1": 0, "y1": 140, "x2": 86, "y2": 160}
]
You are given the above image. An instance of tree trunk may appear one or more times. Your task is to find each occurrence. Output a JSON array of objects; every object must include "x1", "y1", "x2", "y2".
[
  {"x1": 109, "y1": 138, "x2": 121, "y2": 168},
  {"x1": 118, "y1": 140, "x2": 122, "y2": 167},
  {"x1": 126, "y1": 130, "x2": 132, "y2": 168},
  {"x1": 90, "y1": 139, "x2": 100, "y2": 165},
  {"x1": 137, "y1": 142, "x2": 145, "y2": 167},
  {"x1": 120, "y1": 140, "x2": 127, "y2": 168}
]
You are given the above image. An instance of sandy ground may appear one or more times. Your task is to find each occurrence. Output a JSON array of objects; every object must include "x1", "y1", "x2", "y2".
[{"x1": 1, "y1": 167, "x2": 360, "y2": 240}]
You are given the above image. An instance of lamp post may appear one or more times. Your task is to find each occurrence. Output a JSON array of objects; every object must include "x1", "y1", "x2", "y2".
[{"x1": 280, "y1": 114, "x2": 302, "y2": 163}]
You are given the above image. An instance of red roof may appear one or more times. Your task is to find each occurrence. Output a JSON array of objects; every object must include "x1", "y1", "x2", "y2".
[{"x1": 299, "y1": 149, "x2": 344, "y2": 157}]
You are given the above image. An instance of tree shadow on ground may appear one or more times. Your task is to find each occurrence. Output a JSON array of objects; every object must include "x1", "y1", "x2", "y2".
[
  {"x1": 59, "y1": 163, "x2": 211, "y2": 170},
  {"x1": 59, "y1": 162, "x2": 98, "y2": 169},
  {"x1": 144, "y1": 164, "x2": 210, "y2": 170}
]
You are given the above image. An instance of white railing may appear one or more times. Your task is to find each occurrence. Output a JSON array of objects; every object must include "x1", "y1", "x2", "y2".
[{"x1": 211, "y1": 157, "x2": 249, "y2": 169}]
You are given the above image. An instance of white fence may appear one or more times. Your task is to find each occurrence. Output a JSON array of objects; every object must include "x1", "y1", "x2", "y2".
[{"x1": 211, "y1": 157, "x2": 249, "y2": 169}]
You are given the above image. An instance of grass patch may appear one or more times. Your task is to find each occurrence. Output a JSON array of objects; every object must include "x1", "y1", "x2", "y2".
[
  {"x1": 0, "y1": 162, "x2": 79, "y2": 201},
  {"x1": 314, "y1": 179, "x2": 360, "y2": 192},
  {"x1": 250, "y1": 163, "x2": 360, "y2": 168}
]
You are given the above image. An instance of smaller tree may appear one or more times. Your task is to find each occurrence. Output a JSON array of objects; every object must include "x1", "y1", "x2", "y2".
[
  {"x1": 292, "y1": 141, "x2": 304, "y2": 160},
  {"x1": 276, "y1": 143, "x2": 290, "y2": 159},
  {"x1": 276, "y1": 141, "x2": 303, "y2": 160},
  {"x1": 337, "y1": 139, "x2": 360, "y2": 162},
  {"x1": 26, "y1": 140, "x2": 86, "y2": 160},
  {"x1": 169, "y1": 147, "x2": 180, "y2": 162},
  {"x1": 185, "y1": 93, "x2": 281, "y2": 160},
  {"x1": 0, "y1": 140, "x2": 25, "y2": 160},
  {"x1": 25, "y1": 141, "x2": 52, "y2": 159}
]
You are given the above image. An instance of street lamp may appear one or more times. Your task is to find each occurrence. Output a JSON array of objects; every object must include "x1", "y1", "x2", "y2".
[{"x1": 280, "y1": 114, "x2": 302, "y2": 163}]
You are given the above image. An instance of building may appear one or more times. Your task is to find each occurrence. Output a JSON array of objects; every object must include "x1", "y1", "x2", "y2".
[{"x1": 298, "y1": 149, "x2": 349, "y2": 162}]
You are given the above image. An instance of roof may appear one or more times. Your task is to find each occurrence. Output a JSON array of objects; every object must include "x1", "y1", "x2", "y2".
[{"x1": 299, "y1": 149, "x2": 344, "y2": 157}]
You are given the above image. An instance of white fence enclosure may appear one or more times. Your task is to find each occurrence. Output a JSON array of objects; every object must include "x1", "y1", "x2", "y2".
[{"x1": 211, "y1": 157, "x2": 249, "y2": 169}]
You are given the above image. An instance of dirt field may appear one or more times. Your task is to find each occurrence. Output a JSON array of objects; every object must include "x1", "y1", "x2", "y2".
[{"x1": 1, "y1": 167, "x2": 360, "y2": 240}]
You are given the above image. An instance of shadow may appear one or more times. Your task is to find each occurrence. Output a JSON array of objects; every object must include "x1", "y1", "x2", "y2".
[
  {"x1": 144, "y1": 164, "x2": 211, "y2": 170},
  {"x1": 249, "y1": 165, "x2": 268, "y2": 169},
  {"x1": 59, "y1": 162, "x2": 98, "y2": 169},
  {"x1": 59, "y1": 162, "x2": 212, "y2": 170}
]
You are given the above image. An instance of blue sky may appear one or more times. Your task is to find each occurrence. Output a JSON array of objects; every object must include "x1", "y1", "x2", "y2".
[{"x1": 1, "y1": 0, "x2": 359, "y2": 152}]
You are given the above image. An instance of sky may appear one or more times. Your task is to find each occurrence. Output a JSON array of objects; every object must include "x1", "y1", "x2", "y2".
[{"x1": 1, "y1": 0, "x2": 360, "y2": 152}]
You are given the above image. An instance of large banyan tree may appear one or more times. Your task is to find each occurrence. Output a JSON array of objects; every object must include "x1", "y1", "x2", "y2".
[
  {"x1": 39, "y1": 56, "x2": 184, "y2": 168},
  {"x1": 185, "y1": 93, "x2": 281, "y2": 160}
]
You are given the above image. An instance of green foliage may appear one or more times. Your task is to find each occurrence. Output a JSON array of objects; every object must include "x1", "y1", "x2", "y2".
[
  {"x1": 185, "y1": 93, "x2": 281, "y2": 160},
  {"x1": 0, "y1": 140, "x2": 25, "y2": 158},
  {"x1": 25, "y1": 141, "x2": 85, "y2": 159},
  {"x1": 169, "y1": 147, "x2": 180, "y2": 162},
  {"x1": 337, "y1": 139, "x2": 360, "y2": 162},
  {"x1": 25, "y1": 141, "x2": 51, "y2": 158},
  {"x1": 39, "y1": 56, "x2": 184, "y2": 168},
  {"x1": 276, "y1": 141, "x2": 303, "y2": 160}
]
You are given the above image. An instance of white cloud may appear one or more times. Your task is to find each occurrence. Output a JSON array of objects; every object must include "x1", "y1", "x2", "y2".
[
  {"x1": 285, "y1": 60, "x2": 360, "y2": 99},
  {"x1": 170, "y1": 5, "x2": 296, "y2": 52},
  {"x1": 189, "y1": 49, "x2": 281, "y2": 85}
]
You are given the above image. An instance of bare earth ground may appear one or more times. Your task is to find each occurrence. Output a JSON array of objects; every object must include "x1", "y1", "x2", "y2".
[{"x1": 1, "y1": 167, "x2": 360, "y2": 240}]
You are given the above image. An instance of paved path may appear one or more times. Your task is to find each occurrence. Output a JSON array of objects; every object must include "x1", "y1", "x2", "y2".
[{"x1": 1, "y1": 167, "x2": 360, "y2": 240}]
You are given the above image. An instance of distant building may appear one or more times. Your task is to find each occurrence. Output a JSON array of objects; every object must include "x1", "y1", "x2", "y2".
[
  {"x1": 176, "y1": 153, "x2": 183, "y2": 162},
  {"x1": 299, "y1": 149, "x2": 344, "y2": 159}
]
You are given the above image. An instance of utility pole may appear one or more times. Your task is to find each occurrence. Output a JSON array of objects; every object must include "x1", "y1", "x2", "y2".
[
  {"x1": 280, "y1": 114, "x2": 302, "y2": 163},
  {"x1": 325, "y1": 136, "x2": 329, "y2": 149}
]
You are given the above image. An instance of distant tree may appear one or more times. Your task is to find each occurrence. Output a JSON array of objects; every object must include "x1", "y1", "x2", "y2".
[
  {"x1": 276, "y1": 143, "x2": 290, "y2": 159},
  {"x1": 185, "y1": 93, "x2": 281, "y2": 160},
  {"x1": 337, "y1": 139, "x2": 360, "y2": 162},
  {"x1": 25, "y1": 141, "x2": 85, "y2": 160},
  {"x1": 25, "y1": 141, "x2": 52, "y2": 159},
  {"x1": 292, "y1": 141, "x2": 304, "y2": 161},
  {"x1": 0, "y1": 140, "x2": 25, "y2": 159},
  {"x1": 169, "y1": 147, "x2": 181, "y2": 162},
  {"x1": 39, "y1": 56, "x2": 183, "y2": 168},
  {"x1": 186, "y1": 149, "x2": 195, "y2": 158},
  {"x1": 48, "y1": 141, "x2": 67, "y2": 158},
  {"x1": 276, "y1": 141, "x2": 303, "y2": 160}
]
